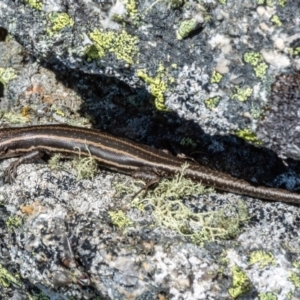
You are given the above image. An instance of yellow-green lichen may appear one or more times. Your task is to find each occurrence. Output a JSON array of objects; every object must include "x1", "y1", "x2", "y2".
[
  {"x1": 123, "y1": 0, "x2": 141, "y2": 24},
  {"x1": 258, "y1": 292, "x2": 277, "y2": 300},
  {"x1": 249, "y1": 250, "x2": 277, "y2": 268},
  {"x1": 231, "y1": 87, "x2": 252, "y2": 102},
  {"x1": 292, "y1": 260, "x2": 300, "y2": 268},
  {"x1": 270, "y1": 15, "x2": 282, "y2": 26},
  {"x1": 87, "y1": 29, "x2": 139, "y2": 64},
  {"x1": 289, "y1": 47, "x2": 300, "y2": 57},
  {"x1": 48, "y1": 12, "x2": 74, "y2": 32},
  {"x1": 0, "y1": 67, "x2": 18, "y2": 86},
  {"x1": 278, "y1": 0, "x2": 287, "y2": 6},
  {"x1": 137, "y1": 64, "x2": 171, "y2": 111},
  {"x1": 2, "y1": 111, "x2": 30, "y2": 124},
  {"x1": 205, "y1": 96, "x2": 221, "y2": 110},
  {"x1": 116, "y1": 163, "x2": 248, "y2": 245},
  {"x1": 228, "y1": 266, "x2": 251, "y2": 299},
  {"x1": 176, "y1": 19, "x2": 198, "y2": 40},
  {"x1": 180, "y1": 137, "x2": 197, "y2": 148},
  {"x1": 109, "y1": 210, "x2": 134, "y2": 228},
  {"x1": 25, "y1": 0, "x2": 42, "y2": 10},
  {"x1": 289, "y1": 272, "x2": 300, "y2": 288},
  {"x1": 0, "y1": 263, "x2": 21, "y2": 288},
  {"x1": 6, "y1": 216, "x2": 22, "y2": 232},
  {"x1": 243, "y1": 52, "x2": 268, "y2": 79},
  {"x1": 219, "y1": 0, "x2": 226, "y2": 4},
  {"x1": 235, "y1": 129, "x2": 262, "y2": 145},
  {"x1": 210, "y1": 70, "x2": 223, "y2": 84}
]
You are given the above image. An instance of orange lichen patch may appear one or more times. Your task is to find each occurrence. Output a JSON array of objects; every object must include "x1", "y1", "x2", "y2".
[
  {"x1": 42, "y1": 95, "x2": 54, "y2": 104},
  {"x1": 25, "y1": 84, "x2": 45, "y2": 96},
  {"x1": 20, "y1": 201, "x2": 45, "y2": 215},
  {"x1": 21, "y1": 106, "x2": 32, "y2": 117}
]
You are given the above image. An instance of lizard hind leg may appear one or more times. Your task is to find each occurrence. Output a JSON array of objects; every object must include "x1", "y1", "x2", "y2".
[{"x1": 131, "y1": 167, "x2": 161, "y2": 199}]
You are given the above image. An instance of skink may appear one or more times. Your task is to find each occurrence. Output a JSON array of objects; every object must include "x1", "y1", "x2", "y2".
[{"x1": 0, "y1": 124, "x2": 299, "y2": 204}]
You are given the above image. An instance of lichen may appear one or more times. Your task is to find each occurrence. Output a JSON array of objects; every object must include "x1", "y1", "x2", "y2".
[
  {"x1": 25, "y1": 0, "x2": 42, "y2": 10},
  {"x1": 258, "y1": 292, "x2": 277, "y2": 300},
  {"x1": 210, "y1": 70, "x2": 223, "y2": 84},
  {"x1": 116, "y1": 163, "x2": 248, "y2": 245},
  {"x1": 124, "y1": 0, "x2": 141, "y2": 24},
  {"x1": 244, "y1": 52, "x2": 268, "y2": 79},
  {"x1": 88, "y1": 29, "x2": 139, "y2": 64},
  {"x1": 0, "y1": 263, "x2": 21, "y2": 288},
  {"x1": 180, "y1": 137, "x2": 197, "y2": 148},
  {"x1": 72, "y1": 145, "x2": 98, "y2": 180},
  {"x1": 219, "y1": 0, "x2": 226, "y2": 4},
  {"x1": 235, "y1": 128, "x2": 262, "y2": 145},
  {"x1": 176, "y1": 19, "x2": 199, "y2": 40},
  {"x1": 205, "y1": 96, "x2": 221, "y2": 110},
  {"x1": 289, "y1": 47, "x2": 300, "y2": 57},
  {"x1": 0, "y1": 67, "x2": 18, "y2": 86},
  {"x1": 249, "y1": 250, "x2": 277, "y2": 268},
  {"x1": 231, "y1": 87, "x2": 253, "y2": 102},
  {"x1": 289, "y1": 272, "x2": 300, "y2": 288},
  {"x1": 137, "y1": 64, "x2": 171, "y2": 111},
  {"x1": 6, "y1": 216, "x2": 22, "y2": 232},
  {"x1": 228, "y1": 265, "x2": 251, "y2": 298},
  {"x1": 270, "y1": 15, "x2": 282, "y2": 26},
  {"x1": 48, "y1": 12, "x2": 74, "y2": 33},
  {"x1": 109, "y1": 210, "x2": 134, "y2": 228}
]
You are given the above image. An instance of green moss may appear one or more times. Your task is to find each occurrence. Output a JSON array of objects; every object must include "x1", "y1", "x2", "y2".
[
  {"x1": 249, "y1": 250, "x2": 276, "y2": 268},
  {"x1": 6, "y1": 216, "x2": 22, "y2": 232},
  {"x1": 137, "y1": 64, "x2": 171, "y2": 111},
  {"x1": 244, "y1": 51, "x2": 268, "y2": 79},
  {"x1": 205, "y1": 96, "x2": 221, "y2": 110},
  {"x1": 48, "y1": 12, "x2": 74, "y2": 32},
  {"x1": 109, "y1": 210, "x2": 134, "y2": 228},
  {"x1": 270, "y1": 15, "x2": 282, "y2": 26},
  {"x1": 289, "y1": 272, "x2": 300, "y2": 288},
  {"x1": 176, "y1": 19, "x2": 198, "y2": 40},
  {"x1": 228, "y1": 266, "x2": 251, "y2": 298},
  {"x1": 258, "y1": 292, "x2": 277, "y2": 300},
  {"x1": 180, "y1": 137, "x2": 197, "y2": 148},
  {"x1": 88, "y1": 29, "x2": 139, "y2": 64},
  {"x1": 0, "y1": 67, "x2": 18, "y2": 86},
  {"x1": 0, "y1": 263, "x2": 21, "y2": 288},
  {"x1": 25, "y1": 0, "x2": 42, "y2": 10},
  {"x1": 210, "y1": 70, "x2": 223, "y2": 84},
  {"x1": 231, "y1": 87, "x2": 252, "y2": 102},
  {"x1": 235, "y1": 129, "x2": 262, "y2": 145}
]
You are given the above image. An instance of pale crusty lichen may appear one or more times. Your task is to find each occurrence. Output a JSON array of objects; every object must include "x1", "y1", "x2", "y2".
[{"x1": 116, "y1": 163, "x2": 248, "y2": 245}]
